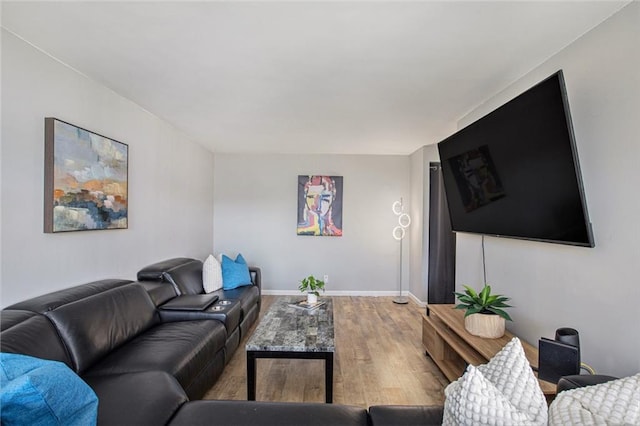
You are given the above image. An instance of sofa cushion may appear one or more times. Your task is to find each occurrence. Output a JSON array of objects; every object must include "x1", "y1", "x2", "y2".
[
  {"x1": 443, "y1": 337, "x2": 547, "y2": 425},
  {"x1": 86, "y1": 319, "x2": 227, "y2": 395},
  {"x1": 0, "y1": 310, "x2": 72, "y2": 368},
  {"x1": 84, "y1": 371, "x2": 188, "y2": 426},
  {"x1": 203, "y1": 254, "x2": 223, "y2": 293},
  {"x1": 45, "y1": 284, "x2": 158, "y2": 374},
  {"x1": 221, "y1": 254, "x2": 252, "y2": 290},
  {"x1": 162, "y1": 260, "x2": 205, "y2": 295},
  {"x1": 0, "y1": 353, "x2": 98, "y2": 426},
  {"x1": 169, "y1": 400, "x2": 370, "y2": 426},
  {"x1": 549, "y1": 373, "x2": 640, "y2": 425}
]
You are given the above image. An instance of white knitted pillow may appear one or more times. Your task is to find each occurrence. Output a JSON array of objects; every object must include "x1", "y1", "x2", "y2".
[
  {"x1": 549, "y1": 373, "x2": 640, "y2": 425},
  {"x1": 443, "y1": 337, "x2": 547, "y2": 426},
  {"x1": 202, "y1": 254, "x2": 223, "y2": 293},
  {"x1": 443, "y1": 365, "x2": 535, "y2": 425},
  {"x1": 477, "y1": 337, "x2": 548, "y2": 423}
]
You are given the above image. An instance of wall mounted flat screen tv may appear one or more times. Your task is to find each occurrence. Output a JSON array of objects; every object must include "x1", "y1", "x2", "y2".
[{"x1": 437, "y1": 70, "x2": 594, "y2": 247}]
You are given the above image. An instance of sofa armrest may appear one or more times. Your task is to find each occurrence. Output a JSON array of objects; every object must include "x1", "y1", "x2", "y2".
[
  {"x1": 368, "y1": 405, "x2": 444, "y2": 426},
  {"x1": 557, "y1": 374, "x2": 618, "y2": 393},
  {"x1": 249, "y1": 266, "x2": 261, "y2": 293},
  {"x1": 159, "y1": 294, "x2": 219, "y2": 311}
]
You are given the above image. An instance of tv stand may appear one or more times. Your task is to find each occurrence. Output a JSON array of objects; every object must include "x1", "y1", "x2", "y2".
[{"x1": 422, "y1": 304, "x2": 556, "y2": 397}]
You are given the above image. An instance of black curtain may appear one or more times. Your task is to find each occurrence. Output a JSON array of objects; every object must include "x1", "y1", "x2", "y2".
[{"x1": 428, "y1": 163, "x2": 456, "y2": 304}]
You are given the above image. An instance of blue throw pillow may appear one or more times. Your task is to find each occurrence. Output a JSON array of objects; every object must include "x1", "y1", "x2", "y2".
[
  {"x1": 221, "y1": 253, "x2": 252, "y2": 290},
  {"x1": 0, "y1": 353, "x2": 98, "y2": 426}
]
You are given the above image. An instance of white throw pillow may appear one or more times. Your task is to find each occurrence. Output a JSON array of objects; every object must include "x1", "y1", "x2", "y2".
[
  {"x1": 549, "y1": 373, "x2": 640, "y2": 425},
  {"x1": 443, "y1": 337, "x2": 548, "y2": 426},
  {"x1": 202, "y1": 254, "x2": 223, "y2": 293},
  {"x1": 443, "y1": 365, "x2": 534, "y2": 425}
]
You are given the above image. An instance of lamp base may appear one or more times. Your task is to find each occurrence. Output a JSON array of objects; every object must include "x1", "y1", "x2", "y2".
[{"x1": 393, "y1": 296, "x2": 408, "y2": 304}]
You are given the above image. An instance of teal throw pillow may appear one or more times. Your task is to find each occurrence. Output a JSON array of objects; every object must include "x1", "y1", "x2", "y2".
[
  {"x1": 221, "y1": 253, "x2": 252, "y2": 290},
  {"x1": 0, "y1": 353, "x2": 98, "y2": 426}
]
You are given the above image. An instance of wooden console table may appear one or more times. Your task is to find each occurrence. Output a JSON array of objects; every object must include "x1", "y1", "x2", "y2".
[{"x1": 422, "y1": 304, "x2": 556, "y2": 397}]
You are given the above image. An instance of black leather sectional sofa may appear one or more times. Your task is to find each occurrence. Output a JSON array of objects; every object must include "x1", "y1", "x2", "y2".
[{"x1": 1, "y1": 257, "x2": 444, "y2": 425}]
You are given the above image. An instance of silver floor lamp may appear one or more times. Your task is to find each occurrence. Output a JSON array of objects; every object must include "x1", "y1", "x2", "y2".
[{"x1": 392, "y1": 198, "x2": 411, "y2": 304}]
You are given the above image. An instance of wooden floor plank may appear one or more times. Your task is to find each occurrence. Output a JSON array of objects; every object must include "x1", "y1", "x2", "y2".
[{"x1": 204, "y1": 295, "x2": 448, "y2": 408}]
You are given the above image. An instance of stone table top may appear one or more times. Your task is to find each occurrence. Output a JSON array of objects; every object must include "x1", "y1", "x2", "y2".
[{"x1": 246, "y1": 297, "x2": 334, "y2": 353}]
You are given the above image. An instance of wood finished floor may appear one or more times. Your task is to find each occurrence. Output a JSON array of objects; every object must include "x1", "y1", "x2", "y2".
[{"x1": 204, "y1": 295, "x2": 448, "y2": 408}]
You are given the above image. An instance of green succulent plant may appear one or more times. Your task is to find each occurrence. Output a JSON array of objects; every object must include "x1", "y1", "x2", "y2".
[
  {"x1": 298, "y1": 275, "x2": 325, "y2": 297},
  {"x1": 454, "y1": 284, "x2": 513, "y2": 321}
]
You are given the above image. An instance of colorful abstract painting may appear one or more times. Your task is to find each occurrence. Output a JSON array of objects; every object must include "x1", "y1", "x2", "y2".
[
  {"x1": 297, "y1": 175, "x2": 343, "y2": 236},
  {"x1": 44, "y1": 118, "x2": 128, "y2": 233}
]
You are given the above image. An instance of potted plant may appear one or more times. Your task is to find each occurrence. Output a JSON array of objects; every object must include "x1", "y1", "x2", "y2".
[
  {"x1": 454, "y1": 284, "x2": 512, "y2": 338},
  {"x1": 299, "y1": 275, "x2": 325, "y2": 304}
]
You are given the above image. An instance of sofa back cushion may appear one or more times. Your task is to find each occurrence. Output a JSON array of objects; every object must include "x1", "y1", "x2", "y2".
[
  {"x1": 0, "y1": 310, "x2": 72, "y2": 368},
  {"x1": 44, "y1": 284, "x2": 158, "y2": 374},
  {"x1": 162, "y1": 260, "x2": 205, "y2": 295},
  {"x1": 137, "y1": 258, "x2": 198, "y2": 281},
  {"x1": 4, "y1": 279, "x2": 134, "y2": 313},
  {"x1": 1, "y1": 310, "x2": 37, "y2": 331},
  {"x1": 138, "y1": 281, "x2": 178, "y2": 306}
]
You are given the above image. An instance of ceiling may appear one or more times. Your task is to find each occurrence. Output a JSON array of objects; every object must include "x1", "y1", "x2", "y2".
[{"x1": 1, "y1": 1, "x2": 628, "y2": 155}]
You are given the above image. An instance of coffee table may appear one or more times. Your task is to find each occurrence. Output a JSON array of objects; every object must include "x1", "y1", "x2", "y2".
[{"x1": 245, "y1": 296, "x2": 335, "y2": 403}]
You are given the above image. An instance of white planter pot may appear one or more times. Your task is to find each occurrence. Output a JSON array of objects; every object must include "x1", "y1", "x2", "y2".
[
  {"x1": 464, "y1": 313, "x2": 505, "y2": 339},
  {"x1": 307, "y1": 293, "x2": 318, "y2": 304}
]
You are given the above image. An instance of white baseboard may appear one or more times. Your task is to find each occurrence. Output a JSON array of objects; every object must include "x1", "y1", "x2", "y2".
[
  {"x1": 408, "y1": 292, "x2": 427, "y2": 307},
  {"x1": 261, "y1": 290, "x2": 398, "y2": 297},
  {"x1": 261, "y1": 289, "x2": 428, "y2": 306}
]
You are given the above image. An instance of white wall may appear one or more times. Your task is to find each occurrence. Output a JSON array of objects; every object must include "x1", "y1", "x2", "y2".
[
  {"x1": 0, "y1": 31, "x2": 215, "y2": 307},
  {"x1": 213, "y1": 153, "x2": 409, "y2": 295},
  {"x1": 453, "y1": 3, "x2": 640, "y2": 377}
]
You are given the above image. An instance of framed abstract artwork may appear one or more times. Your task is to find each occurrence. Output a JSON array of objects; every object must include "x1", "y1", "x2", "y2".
[
  {"x1": 44, "y1": 118, "x2": 129, "y2": 233},
  {"x1": 297, "y1": 175, "x2": 343, "y2": 236}
]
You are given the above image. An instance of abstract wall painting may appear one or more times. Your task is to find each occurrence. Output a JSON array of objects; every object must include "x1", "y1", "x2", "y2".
[
  {"x1": 44, "y1": 118, "x2": 128, "y2": 233},
  {"x1": 297, "y1": 175, "x2": 343, "y2": 236}
]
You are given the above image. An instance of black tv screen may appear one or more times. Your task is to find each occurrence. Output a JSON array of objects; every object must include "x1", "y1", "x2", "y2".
[{"x1": 438, "y1": 71, "x2": 594, "y2": 247}]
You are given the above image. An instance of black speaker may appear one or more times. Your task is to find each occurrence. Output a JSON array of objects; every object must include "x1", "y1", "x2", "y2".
[
  {"x1": 538, "y1": 337, "x2": 580, "y2": 383},
  {"x1": 555, "y1": 327, "x2": 580, "y2": 348}
]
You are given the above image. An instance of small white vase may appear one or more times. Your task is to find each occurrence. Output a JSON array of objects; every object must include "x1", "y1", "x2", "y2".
[
  {"x1": 464, "y1": 313, "x2": 505, "y2": 339},
  {"x1": 307, "y1": 293, "x2": 318, "y2": 304}
]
